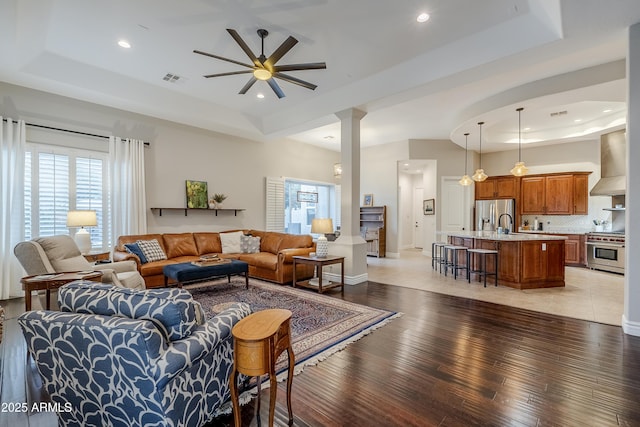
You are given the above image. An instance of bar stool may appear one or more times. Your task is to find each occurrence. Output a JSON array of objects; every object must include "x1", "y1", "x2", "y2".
[
  {"x1": 432, "y1": 242, "x2": 446, "y2": 270},
  {"x1": 442, "y1": 245, "x2": 469, "y2": 279},
  {"x1": 467, "y1": 248, "x2": 498, "y2": 287}
]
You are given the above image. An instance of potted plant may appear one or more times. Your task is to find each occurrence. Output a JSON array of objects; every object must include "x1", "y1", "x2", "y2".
[{"x1": 210, "y1": 193, "x2": 227, "y2": 209}]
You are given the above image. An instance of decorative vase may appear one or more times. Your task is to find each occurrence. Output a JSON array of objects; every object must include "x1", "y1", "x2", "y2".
[{"x1": 209, "y1": 202, "x2": 216, "y2": 209}]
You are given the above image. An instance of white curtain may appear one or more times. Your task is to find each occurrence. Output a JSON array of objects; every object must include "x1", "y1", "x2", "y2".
[
  {"x1": 0, "y1": 117, "x2": 26, "y2": 299},
  {"x1": 109, "y1": 136, "x2": 147, "y2": 244}
]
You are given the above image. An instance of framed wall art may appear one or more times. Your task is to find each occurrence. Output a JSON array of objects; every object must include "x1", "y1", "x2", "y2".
[
  {"x1": 363, "y1": 194, "x2": 373, "y2": 207},
  {"x1": 423, "y1": 198, "x2": 435, "y2": 215},
  {"x1": 297, "y1": 191, "x2": 318, "y2": 203},
  {"x1": 186, "y1": 180, "x2": 209, "y2": 209}
]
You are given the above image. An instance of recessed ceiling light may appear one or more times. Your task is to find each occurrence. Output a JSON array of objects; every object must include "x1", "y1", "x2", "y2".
[
  {"x1": 603, "y1": 109, "x2": 612, "y2": 113},
  {"x1": 574, "y1": 119, "x2": 582, "y2": 123},
  {"x1": 323, "y1": 135, "x2": 334, "y2": 140},
  {"x1": 118, "y1": 40, "x2": 131, "y2": 49},
  {"x1": 417, "y1": 12, "x2": 430, "y2": 23},
  {"x1": 256, "y1": 93, "x2": 265, "y2": 99},
  {"x1": 524, "y1": 127, "x2": 531, "y2": 131}
]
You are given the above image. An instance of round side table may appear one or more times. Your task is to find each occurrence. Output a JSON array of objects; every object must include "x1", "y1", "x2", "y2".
[{"x1": 230, "y1": 308, "x2": 295, "y2": 427}]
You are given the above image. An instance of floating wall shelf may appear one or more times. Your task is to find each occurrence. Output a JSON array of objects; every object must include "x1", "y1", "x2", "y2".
[{"x1": 150, "y1": 207, "x2": 245, "y2": 217}]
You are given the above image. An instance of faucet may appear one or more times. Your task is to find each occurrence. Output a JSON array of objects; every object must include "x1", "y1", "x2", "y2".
[{"x1": 498, "y1": 213, "x2": 513, "y2": 232}]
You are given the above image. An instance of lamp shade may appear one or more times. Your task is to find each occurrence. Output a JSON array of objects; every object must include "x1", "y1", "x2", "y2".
[
  {"x1": 66, "y1": 210, "x2": 97, "y2": 227},
  {"x1": 311, "y1": 218, "x2": 333, "y2": 234}
]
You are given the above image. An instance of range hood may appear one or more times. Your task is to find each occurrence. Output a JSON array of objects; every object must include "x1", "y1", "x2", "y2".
[{"x1": 590, "y1": 129, "x2": 626, "y2": 196}]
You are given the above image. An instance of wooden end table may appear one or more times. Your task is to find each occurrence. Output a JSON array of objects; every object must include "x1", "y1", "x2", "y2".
[
  {"x1": 21, "y1": 271, "x2": 103, "y2": 311},
  {"x1": 82, "y1": 251, "x2": 111, "y2": 263},
  {"x1": 292, "y1": 255, "x2": 345, "y2": 294},
  {"x1": 230, "y1": 309, "x2": 294, "y2": 427}
]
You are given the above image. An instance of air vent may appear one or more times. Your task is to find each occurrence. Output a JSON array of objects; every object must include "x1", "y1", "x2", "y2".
[
  {"x1": 549, "y1": 110, "x2": 568, "y2": 117},
  {"x1": 162, "y1": 73, "x2": 182, "y2": 83}
]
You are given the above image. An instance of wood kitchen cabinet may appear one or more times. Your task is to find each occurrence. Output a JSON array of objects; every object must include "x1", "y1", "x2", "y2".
[
  {"x1": 550, "y1": 233, "x2": 586, "y2": 266},
  {"x1": 476, "y1": 239, "x2": 520, "y2": 283},
  {"x1": 520, "y1": 172, "x2": 591, "y2": 215},
  {"x1": 573, "y1": 174, "x2": 589, "y2": 214},
  {"x1": 520, "y1": 240, "x2": 565, "y2": 284},
  {"x1": 475, "y1": 175, "x2": 518, "y2": 200}
]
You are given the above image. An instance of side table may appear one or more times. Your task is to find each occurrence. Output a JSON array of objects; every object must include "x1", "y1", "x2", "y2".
[
  {"x1": 230, "y1": 309, "x2": 294, "y2": 427},
  {"x1": 292, "y1": 255, "x2": 345, "y2": 294},
  {"x1": 83, "y1": 251, "x2": 111, "y2": 263},
  {"x1": 21, "y1": 271, "x2": 103, "y2": 311}
]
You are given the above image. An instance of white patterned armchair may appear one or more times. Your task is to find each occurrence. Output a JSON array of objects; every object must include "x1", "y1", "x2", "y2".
[
  {"x1": 14, "y1": 235, "x2": 144, "y2": 290},
  {"x1": 18, "y1": 281, "x2": 251, "y2": 427}
]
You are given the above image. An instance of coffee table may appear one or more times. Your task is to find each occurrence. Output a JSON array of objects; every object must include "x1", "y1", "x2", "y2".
[
  {"x1": 21, "y1": 271, "x2": 103, "y2": 311},
  {"x1": 163, "y1": 260, "x2": 249, "y2": 289}
]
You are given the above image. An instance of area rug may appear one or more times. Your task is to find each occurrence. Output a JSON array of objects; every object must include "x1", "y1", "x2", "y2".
[{"x1": 188, "y1": 277, "x2": 401, "y2": 381}]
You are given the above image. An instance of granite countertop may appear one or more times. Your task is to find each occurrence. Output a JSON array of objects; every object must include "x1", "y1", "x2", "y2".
[
  {"x1": 517, "y1": 229, "x2": 590, "y2": 235},
  {"x1": 445, "y1": 231, "x2": 568, "y2": 241}
]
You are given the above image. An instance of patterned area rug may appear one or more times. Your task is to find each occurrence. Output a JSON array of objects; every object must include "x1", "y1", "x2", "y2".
[{"x1": 189, "y1": 277, "x2": 401, "y2": 379}]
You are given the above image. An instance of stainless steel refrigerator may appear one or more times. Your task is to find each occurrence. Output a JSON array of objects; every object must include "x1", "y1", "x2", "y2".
[{"x1": 475, "y1": 199, "x2": 515, "y2": 232}]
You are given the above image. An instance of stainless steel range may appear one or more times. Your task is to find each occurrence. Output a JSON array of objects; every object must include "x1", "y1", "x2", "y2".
[{"x1": 586, "y1": 231, "x2": 625, "y2": 274}]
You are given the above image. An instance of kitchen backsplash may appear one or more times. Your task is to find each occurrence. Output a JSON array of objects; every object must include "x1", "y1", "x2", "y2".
[{"x1": 521, "y1": 196, "x2": 616, "y2": 233}]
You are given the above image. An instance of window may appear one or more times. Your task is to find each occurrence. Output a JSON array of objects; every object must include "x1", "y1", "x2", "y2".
[
  {"x1": 25, "y1": 144, "x2": 110, "y2": 251},
  {"x1": 283, "y1": 179, "x2": 340, "y2": 235}
]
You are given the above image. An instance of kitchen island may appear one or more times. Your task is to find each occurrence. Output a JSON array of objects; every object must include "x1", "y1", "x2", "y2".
[{"x1": 445, "y1": 231, "x2": 567, "y2": 289}]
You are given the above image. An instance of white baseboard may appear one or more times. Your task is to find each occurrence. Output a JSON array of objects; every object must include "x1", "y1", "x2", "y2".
[
  {"x1": 324, "y1": 272, "x2": 368, "y2": 285},
  {"x1": 622, "y1": 314, "x2": 640, "y2": 336}
]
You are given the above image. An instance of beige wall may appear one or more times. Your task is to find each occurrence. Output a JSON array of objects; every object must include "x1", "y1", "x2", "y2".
[{"x1": 0, "y1": 82, "x2": 340, "y2": 235}]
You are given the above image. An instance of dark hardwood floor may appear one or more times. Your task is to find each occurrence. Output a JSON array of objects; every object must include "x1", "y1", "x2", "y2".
[{"x1": 2, "y1": 281, "x2": 640, "y2": 427}]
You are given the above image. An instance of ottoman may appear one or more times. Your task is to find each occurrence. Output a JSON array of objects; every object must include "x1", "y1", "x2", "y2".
[{"x1": 163, "y1": 260, "x2": 249, "y2": 289}]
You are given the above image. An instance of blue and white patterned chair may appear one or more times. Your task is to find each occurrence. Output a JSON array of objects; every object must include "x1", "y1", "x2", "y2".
[{"x1": 18, "y1": 281, "x2": 251, "y2": 427}]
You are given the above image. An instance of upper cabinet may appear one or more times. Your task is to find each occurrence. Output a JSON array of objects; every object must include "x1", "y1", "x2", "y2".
[
  {"x1": 521, "y1": 172, "x2": 591, "y2": 215},
  {"x1": 475, "y1": 176, "x2": 518, "y2": 200}
]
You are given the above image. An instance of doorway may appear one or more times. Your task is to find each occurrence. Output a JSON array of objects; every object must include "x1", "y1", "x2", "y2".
[{"x1": 413, "y1": 187, "x2": 424, "y2": 248}]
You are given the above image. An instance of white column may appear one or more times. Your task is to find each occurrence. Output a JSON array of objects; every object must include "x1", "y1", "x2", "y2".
[
  {"x1": 623, "y1": 22, "x2": 640, "y2": 336},
  {"x1": 327, "y1": 108, "x2": 368, "y2": 284}
]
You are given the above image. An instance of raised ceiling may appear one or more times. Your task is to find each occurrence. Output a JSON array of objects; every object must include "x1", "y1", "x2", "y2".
[{"x1": 1, "y1": 0, "x2": 639, "y2": 152}]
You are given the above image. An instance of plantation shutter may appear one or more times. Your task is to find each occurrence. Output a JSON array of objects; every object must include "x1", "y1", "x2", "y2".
[
  {"x1": 76, "y1": 156, "x2": 106, "y2": 248},
  {"x1": 37, "y1": 152, "x2": 70, "y2": 237},
  {"x1": 265, "y1": 176, "x2": 285, "y2": 232}
]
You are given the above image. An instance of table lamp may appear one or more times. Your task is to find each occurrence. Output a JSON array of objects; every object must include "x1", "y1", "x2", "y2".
[
  {"x1": 67, "y1": 210, "x2": 97, "y2": 254},
  {"x1": 311, "y1": 218, "x2": 333, "y2": 258}
]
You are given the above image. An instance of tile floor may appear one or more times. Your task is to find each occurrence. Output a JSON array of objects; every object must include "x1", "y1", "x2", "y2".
[{"x1": 365, "y1": 249, "x2": 624, "y2": 326}]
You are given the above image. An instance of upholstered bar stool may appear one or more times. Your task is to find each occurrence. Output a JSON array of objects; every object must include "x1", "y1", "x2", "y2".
[
  {"x1": 432, "y1": 242, "x2": 446, "y2": 270},
  {"x1": 466, "y1": 248, "x2": 498, "y2": 287},
  {"x1": 443, "y1": 245, "x2": 469, "y2": 279}
]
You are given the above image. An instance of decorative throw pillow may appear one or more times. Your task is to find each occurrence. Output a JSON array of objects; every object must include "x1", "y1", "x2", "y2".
[
  {"x1": 219, "y1": 231, "x2": 243, "y2": 254},
  {"x1": 124, "y1": 242, "x2": 148, "y2": 264},
  {"x1": 240, "y1": 235, "x2": 261, "y2": 254},
  {"x1": 136, "y1": 239, "x2": 167, "y2": 262}
]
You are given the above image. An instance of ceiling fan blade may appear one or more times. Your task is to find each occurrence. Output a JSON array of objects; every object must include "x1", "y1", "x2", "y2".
[
  {"x1": 226, "y1": 29, "x2": 260, "y2": 66},
  {"x1": 204, "y1": 70, "x2": 253, "y2": 78},
  {"x1": 267, "y1": 78, "x2": 285, "y2": 99},
  {"x1": 274, "y1": 62, "x2": 327, "y2": 72},
  {"x1": 264, "y1": 36, "x2": 298, "y2": 68},
  {"x1": 194, "y1": 50, "x2": 255, "y2": 69},
  {"x1": 239, "y1": 77, "x2": 258, "y2": 94},
  {"x1": 273, "y1": 72, "x2": 317, "y2": 90}
]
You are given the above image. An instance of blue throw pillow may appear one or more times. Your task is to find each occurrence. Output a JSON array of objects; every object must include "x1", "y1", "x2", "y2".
[{"x1": 124, "y1": 242, "x2": 148, "y2": 264}]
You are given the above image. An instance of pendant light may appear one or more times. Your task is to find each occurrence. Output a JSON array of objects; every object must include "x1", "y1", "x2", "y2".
[
  {"x1": 459, "y1": 132, "x2": 472, "y2": 186},
  {"x1": 472, "y1": 121, "x2": 488, "y2": 182},
  {"x1": 510, "y1": 107, "x2": 529, "y2": 176}
]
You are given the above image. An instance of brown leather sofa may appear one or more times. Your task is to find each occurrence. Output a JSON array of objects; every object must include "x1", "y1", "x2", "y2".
[{"x1": 113, "y1": 230, "x2": 316, "y2": 288}]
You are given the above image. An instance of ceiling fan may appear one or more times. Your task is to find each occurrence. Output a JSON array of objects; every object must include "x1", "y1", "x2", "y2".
[{"x1": 194, "y1": 28, "x2": 326, "y2": 99}]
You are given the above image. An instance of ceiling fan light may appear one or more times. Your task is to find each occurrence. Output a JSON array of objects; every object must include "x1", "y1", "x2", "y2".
[
  {"x1": 510, "y1": 161, "x2": 529, "y2": 176},
  {"x1": 459, "y1": 174, "x2": 473, "y2": 186},
  {"x1": 472, "y1": 168, "x2": 488, "y2": 182},
  {"x1": 253, "y1": 68, "x2": 272, "y2": 80}
]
